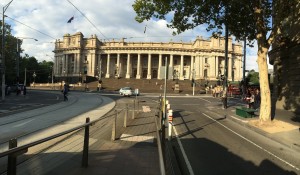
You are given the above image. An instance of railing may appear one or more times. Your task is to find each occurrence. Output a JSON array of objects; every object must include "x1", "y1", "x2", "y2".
[
  {"x1": 0, "y1": 97, "x2": 170, "y2": 175},
  {"x1": 156, "y1": 95, "x2": 182, "y2": 175},
  {"x1": 0, "y1": 104, "x2": 132, "y2": 175}
]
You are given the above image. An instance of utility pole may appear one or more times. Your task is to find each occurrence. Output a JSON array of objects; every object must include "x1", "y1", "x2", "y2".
[
  {"x1": 1, "y1": 0, "x2": 14, "y2": 100},
  {"x1": 24, "y1": 68, "x2": 27, "y2": 86},
  {"x1": 242, "y1": 38, "x2": 247, "y2": 97},
  {"x1": 223, "y1": 14, "x2": 229, "y2": 109}
]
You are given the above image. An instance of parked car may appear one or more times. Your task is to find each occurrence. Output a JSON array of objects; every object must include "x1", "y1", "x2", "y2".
[{"x1": 119, "y1": 87, "x2": 133, "y2": 97}]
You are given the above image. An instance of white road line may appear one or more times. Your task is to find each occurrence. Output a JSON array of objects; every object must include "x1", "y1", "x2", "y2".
[
  {"x1": 202, "y1": 112, "x2": 300, "y2": 171},
  {"x1": 173, "y1": 126, "x2": 195, "y2": 175},
  {"x1": 198, "y1": 97, "x2": 212, "y2": 103}
]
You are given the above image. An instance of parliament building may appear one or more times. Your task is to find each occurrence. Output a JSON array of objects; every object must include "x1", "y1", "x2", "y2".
[{"x1": 53, "y1": 32, "x2": 243, "y2": 84}]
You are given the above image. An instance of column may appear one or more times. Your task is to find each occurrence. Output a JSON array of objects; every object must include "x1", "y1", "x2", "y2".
[
  {"x1": 136, "y1": 54, "x2": 141, "y2": 79},
  {"x1": 158, "y1": 54, "x2": 162, "y2": 79},
  {"x1": 78, "y1": 53, "x2": 82, "y2": 74},
  {"x1": 147, "y1": 54, "x2": 152, "y2": 79},
  {"x1": 65, "y1": 54, "x2": 69, "y2": 75},
  {"x1": 126, "y1": 53, "x2": 131, "y2": 79},
  {"x1": 216, "y1": 56, "x2": 219, "y2": 77},
  {"x1": 180, "y1": 55, "x2": 184, "y2": 80},
  {"x1": 91, "y1": 53, "x2": 95, "y2": 75},
  {"x1": 190, "y1": 56, "x2": 194, "y2": 80},
  {"x1": 170, "y1": 54, "x2": 174, "y2": 67},
  {"x1": 117, "y1": 53, "x2": 120, "y2": 77},
  {"x1": 228, "y1": 56, "x2": 232, "y2": 81},
  {"x1": 195, "y1": 55, "x2": 200, "y2": 79},
  {"x1": 62, "y1": 55, "x2": 66, "y2": 77},
  {"x1": 105, "y1": 54, "x2": 110, "y2": 78}
]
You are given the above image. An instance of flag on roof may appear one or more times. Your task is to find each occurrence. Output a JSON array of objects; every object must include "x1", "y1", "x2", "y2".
[{"x1": 67, "y1": 16, "x2": 74, "y2": 23}]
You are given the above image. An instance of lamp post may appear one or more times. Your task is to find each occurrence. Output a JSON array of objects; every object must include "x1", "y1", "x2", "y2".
[
  {"x1": 16, "y1": 37, "x2": 38, "y2": 84},
  {"x1": 1, "y1": 0, "x2": 14, "y2": 100}
]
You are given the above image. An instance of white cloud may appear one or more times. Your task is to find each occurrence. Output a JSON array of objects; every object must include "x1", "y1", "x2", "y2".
[{"x1": 1, "y1": 0, "x2": 260, "y2": 70}]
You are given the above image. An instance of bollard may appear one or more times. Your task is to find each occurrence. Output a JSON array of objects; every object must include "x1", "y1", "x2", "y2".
[
  {"x1": 124, "y1": 105, "x2": 128, "y2": 128},
  {"x1": 132, "y1": 99, "x2": 135, "y2": 119},
  {"x1": 82, "y1": 117, "x2": 90, "y2": 168},
  {"x1": 168, "y1": 110, "x2": 173, "y2": 141},
  {"x1": 159, "y1": 107, "x2": 162, "y2": 129},
  {"x1": 111, "y1": 110, "x2": 117, "y2": 141},
  {"x1": 7, "y1": 138, "x2": 17, "y2": 175}
]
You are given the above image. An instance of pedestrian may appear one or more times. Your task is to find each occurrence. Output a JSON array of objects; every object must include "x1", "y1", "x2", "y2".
[
  {"x1": 16, "y1": 85, "x2": 21, "y2": 95},
  {"x1": 63, "y1": 84, "x2": 69, "y2": 101},
  {"x1": 23, "y1": 86, "x2": 27, "y2": 95},
  {"x1": 249, "y1": 91, "x2": 255, "y2": 109},
  {"x1": 254, "y1": 88, "x2": 260, "y2": 109}
]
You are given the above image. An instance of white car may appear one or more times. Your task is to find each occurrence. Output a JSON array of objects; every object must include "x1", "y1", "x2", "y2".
[{"x1": 119, "y1": 87, "x2": 133, "y2": 96}]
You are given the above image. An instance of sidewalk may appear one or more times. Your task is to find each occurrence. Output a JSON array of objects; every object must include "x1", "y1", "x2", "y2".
[
  {"x1": 14, "y1": 96, "x2": 160, "y2": 175},
  {"x1": 226, "y1": 97, "x2": 300, "y2": 152}
]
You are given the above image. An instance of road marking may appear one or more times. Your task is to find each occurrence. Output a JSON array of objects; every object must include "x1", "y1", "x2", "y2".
[
  {"x1": 173, "y1": 126, "x2": 195, "y2": 175},
  {"x1": 199, "y1": 98, "x2": 211, "y2": 103},
  {"x1": 202, "y1": 112, "x2": 300, "y2": 171}
]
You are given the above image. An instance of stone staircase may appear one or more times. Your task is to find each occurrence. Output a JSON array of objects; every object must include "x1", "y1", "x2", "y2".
[{"x1": 87, "y1": 78, "x2": 205, "y2": 94}]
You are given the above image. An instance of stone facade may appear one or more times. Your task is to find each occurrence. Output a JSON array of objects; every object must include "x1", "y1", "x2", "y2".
[
  {"x1": 269, "y1": 1, "x2": 300, "y2": 113},
  {"x1": 53, "y1": 32, "x2": 243, "y2": 84}
]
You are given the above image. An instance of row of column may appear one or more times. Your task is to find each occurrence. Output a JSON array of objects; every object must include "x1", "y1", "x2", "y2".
[
  {"x1": 104, "y1": 53, "x2": 189, "y2": 80},
  {"x1": 54, "y1": 52, "x2": 241, "y2": 81}
]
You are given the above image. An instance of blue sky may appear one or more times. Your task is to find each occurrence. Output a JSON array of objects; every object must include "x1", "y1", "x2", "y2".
[{"x1": 1, "y1": 0, "x2": 261, "y2": 71}]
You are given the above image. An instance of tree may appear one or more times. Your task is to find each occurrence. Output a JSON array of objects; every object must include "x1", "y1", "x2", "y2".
[
  {"x1": 247, "y1": 70, "x2": 259, "y2": 85},
  {"x1": 132, "y1": 0, "x2": 296, "y2": 122}
]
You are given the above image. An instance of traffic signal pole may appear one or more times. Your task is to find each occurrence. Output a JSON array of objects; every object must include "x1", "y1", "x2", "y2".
[{"x1": 223, "y1": 20, "x2": 229, "y2": 109}]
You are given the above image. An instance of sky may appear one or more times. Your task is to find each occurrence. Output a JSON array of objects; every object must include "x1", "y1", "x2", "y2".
[{"x1": 1, "y1": 0, "x2": 263, "y2": 71}]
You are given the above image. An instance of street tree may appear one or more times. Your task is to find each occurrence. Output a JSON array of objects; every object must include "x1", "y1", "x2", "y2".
[
  {"x1": 247, "y1": 70, "x2": 260, "y2": 85},
  {"x1": 132, "y1": 0, "x2": 296, "y2": 122}
]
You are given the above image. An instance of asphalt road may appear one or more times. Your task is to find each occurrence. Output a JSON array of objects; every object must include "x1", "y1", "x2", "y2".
[
  {"x1": 168, "y1": 96, "x2": 300, "y2": 175},
  {"x1": 0, "y1": 90, "x2": 115, "y2": 148}
]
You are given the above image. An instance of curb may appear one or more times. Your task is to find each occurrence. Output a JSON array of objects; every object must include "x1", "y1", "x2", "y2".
[{"x1": 227, "y1": 111, "x2": 300, "y2": 153}]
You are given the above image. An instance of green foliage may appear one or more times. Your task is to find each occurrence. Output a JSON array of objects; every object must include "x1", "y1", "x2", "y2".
[
  {"x1": 133, "y1": 0, "x2": 296, "y2": 46},
  {"x1": 246, "y1": 70, "x2": 259, "y2": 84},
  {"x1": 1, "y1": 21, "x2": 53, "y2": 85}
]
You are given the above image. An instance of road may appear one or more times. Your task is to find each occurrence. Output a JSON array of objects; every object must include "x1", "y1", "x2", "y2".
[
  {"x1": 167, "y1": 96, "x2": 300, "y2": 175},
  {"x1": 1, "y1": 91, "x2": 299, "y2": 174},
  {"x1": 0, "y1": 90, "x2": 115, "y2": 151}
]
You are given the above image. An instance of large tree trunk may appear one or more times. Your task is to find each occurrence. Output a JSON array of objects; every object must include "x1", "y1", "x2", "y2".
[{"x1": 257, "y1": 46, "x2": 271, "y2": 122}]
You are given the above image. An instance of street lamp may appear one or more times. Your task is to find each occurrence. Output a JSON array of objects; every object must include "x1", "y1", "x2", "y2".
[
  {"x1": 1, "y1": 0, "x2": 14, "y2": 100},
  {"x1": 17, "y1": 37, "x2": 38, "y2": 84}
]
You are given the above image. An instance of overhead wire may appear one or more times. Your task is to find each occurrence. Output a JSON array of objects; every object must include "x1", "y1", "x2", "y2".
[
  {"x1": 66, "y1": 0, "x2": 108, "y2": 39},
  {"x1": 0, "y1": 13, "x2": 56, "y2": 40}
]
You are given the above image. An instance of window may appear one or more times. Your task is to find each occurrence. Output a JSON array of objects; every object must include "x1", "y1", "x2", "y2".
[{"x1": 205, "y1": 58, "x2": 208, "y2": 63}]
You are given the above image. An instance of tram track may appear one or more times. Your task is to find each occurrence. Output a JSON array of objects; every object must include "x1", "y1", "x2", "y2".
[{"x1": 0, "y1": 93, "x2": 106, "y2": 147}]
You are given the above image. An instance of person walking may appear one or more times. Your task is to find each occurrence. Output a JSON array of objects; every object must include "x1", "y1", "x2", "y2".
[
  {"x1": 23, "y1": 86, "x2": 27, "y2": 95},
  {"x1": 249, "y1": 91, "x2": 255, "y2": 109},
  {"x1": 63, "y1": 84, "x2": 69, "y2": 101}
]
